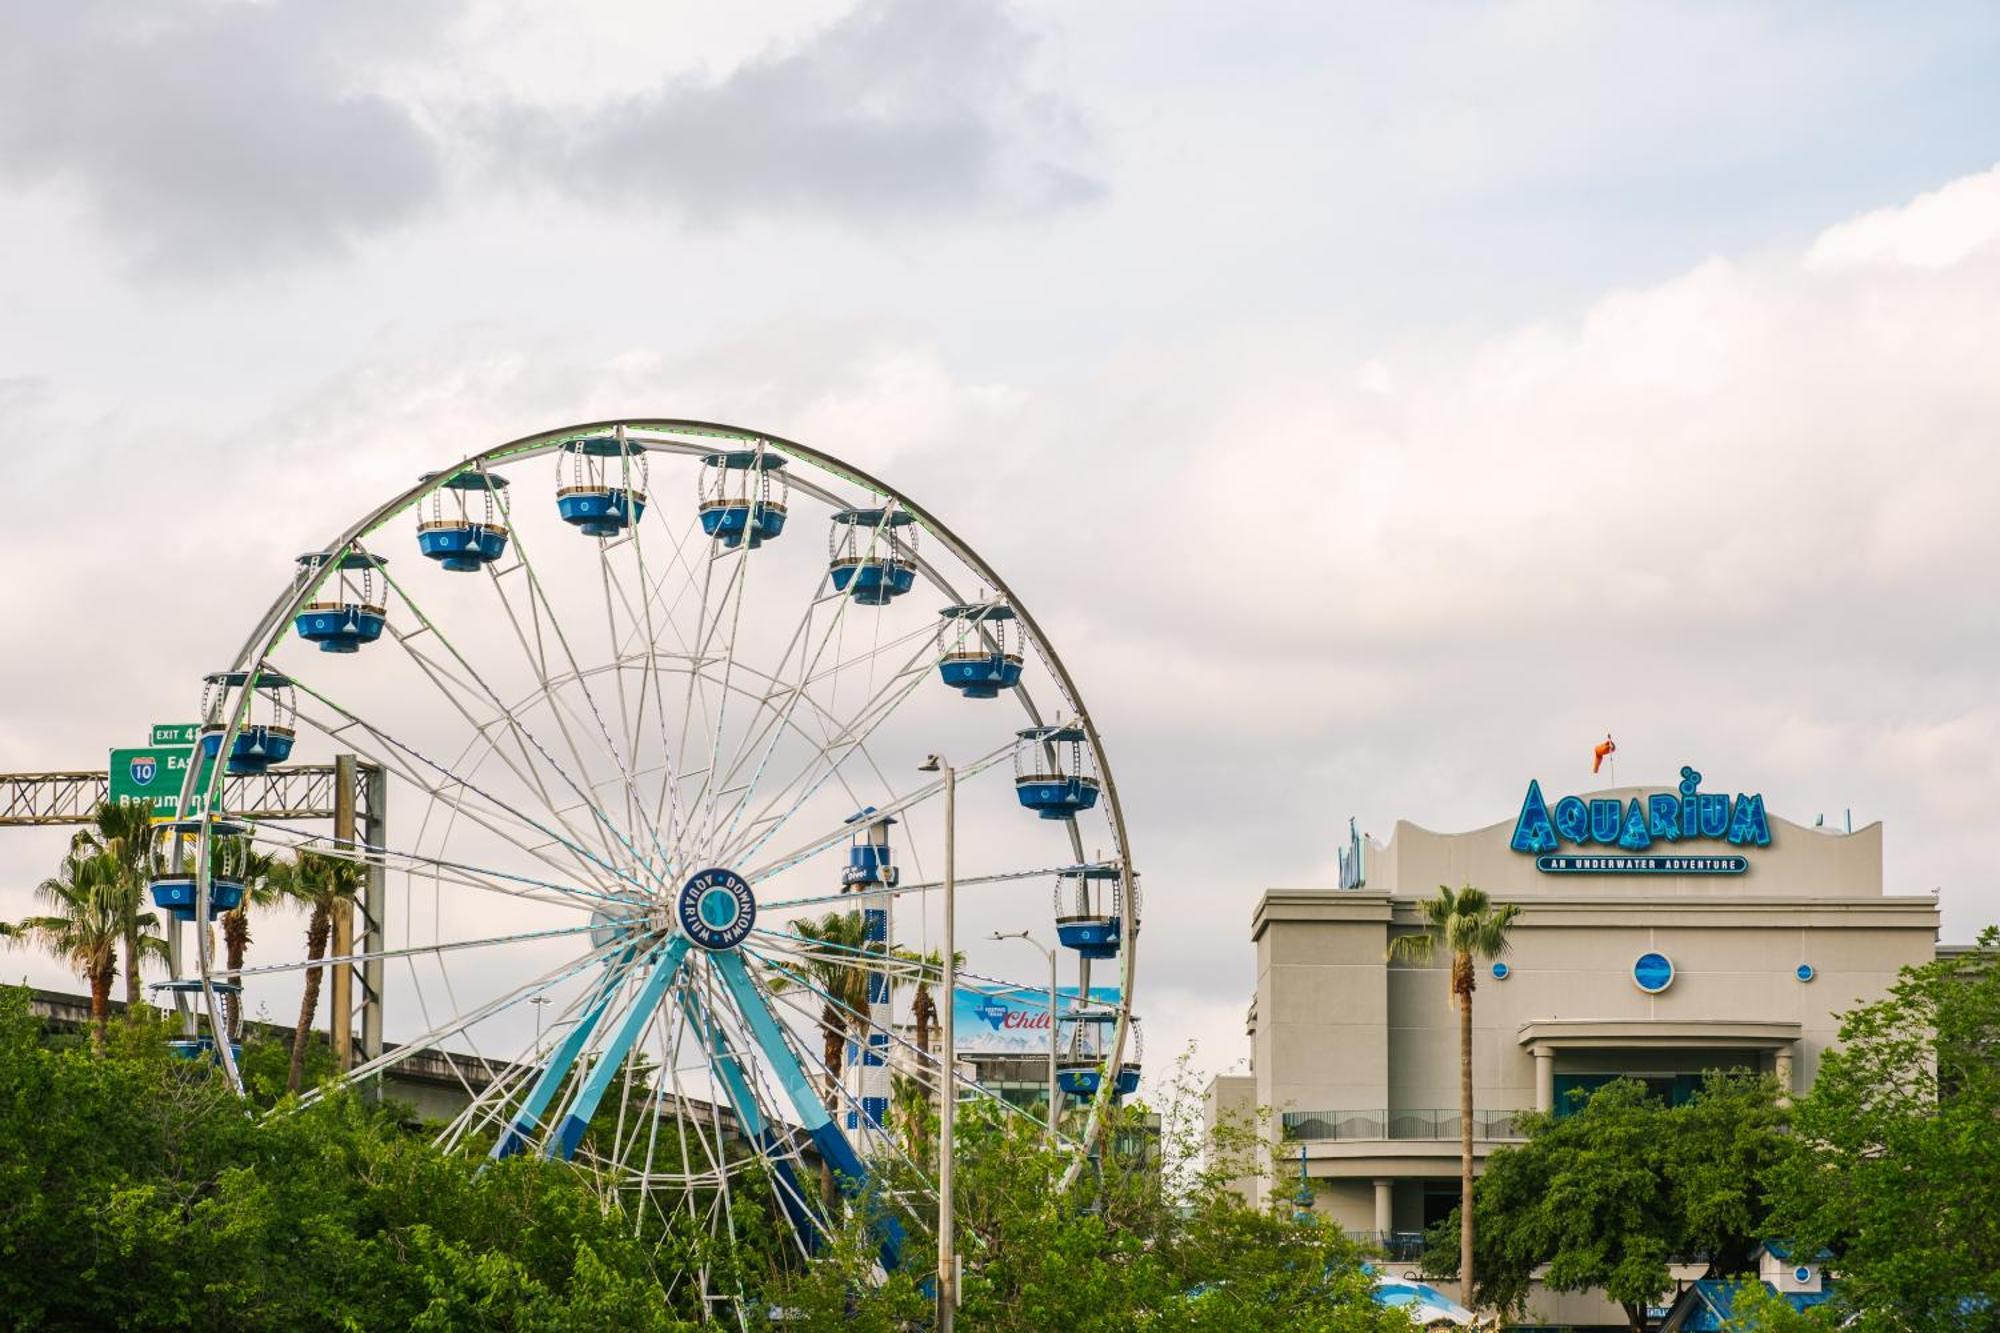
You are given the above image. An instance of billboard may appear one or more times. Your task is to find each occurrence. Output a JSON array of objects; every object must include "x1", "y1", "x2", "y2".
[{"x1": 951, "y1": 983, "x2": 1120, "y2": 1055}]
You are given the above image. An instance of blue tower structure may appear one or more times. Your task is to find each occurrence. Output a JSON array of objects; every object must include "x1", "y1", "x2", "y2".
[
  {"x1": 294, "y1": 550, "x2": 388, "y2": 653},
  {"x1": 842, "y1": 808, "x2": 898, "y2": 1134},
  {"x1": 417, "y1": 468, "x2": 509, "y2": 570},
  {"x1": 828, "y1": 507, "x2": 918, "y2": 605},
  {"x1": 698, "y1": 449, "x2": 789, "y2": 549},
  {"x1": 1014, "y1": 725, "x2": 1101, "y2": 819},
  {"x1": 556, "y1": 433, "x2": 648, "y2": 537},
  {"x1": 197, "y1": 670, "x2": 296, "y2": 775},
  {"x1": 936, "y1": 601, "x2": 1023, "y2": 698}
]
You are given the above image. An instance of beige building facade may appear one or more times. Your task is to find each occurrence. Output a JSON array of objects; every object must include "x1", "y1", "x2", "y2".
[{"x1": 1207, "y1": 767, "x2": 1942, "y2": 1327}]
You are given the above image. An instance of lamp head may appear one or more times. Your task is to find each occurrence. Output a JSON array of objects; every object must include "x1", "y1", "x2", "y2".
[{"x1": 918, "y1": 753, "x2": 944, "y2": 773}]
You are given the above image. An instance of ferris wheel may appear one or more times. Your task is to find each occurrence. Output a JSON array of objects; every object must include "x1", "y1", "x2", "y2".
[{"x1": 157, "y1": 419, "x2": 1140, "y2": 1297}]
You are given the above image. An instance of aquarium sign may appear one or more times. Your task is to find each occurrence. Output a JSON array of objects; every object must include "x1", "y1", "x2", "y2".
[{"x1": 1510, "y1": 765, "x2": 1769, "y2": 874}]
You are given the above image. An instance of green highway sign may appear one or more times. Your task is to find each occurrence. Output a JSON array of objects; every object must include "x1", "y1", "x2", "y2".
[
  {"x1": 150, "y1": 722, "x2": 200, "y2": 746},
  {"x1": 109, "y1": 745, "x2": 215, "y2": 818}
]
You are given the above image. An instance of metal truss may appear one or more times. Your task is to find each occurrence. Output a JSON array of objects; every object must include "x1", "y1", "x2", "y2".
[{"x1": 0, "y1": 762, "x2": 382, "y2": 826}]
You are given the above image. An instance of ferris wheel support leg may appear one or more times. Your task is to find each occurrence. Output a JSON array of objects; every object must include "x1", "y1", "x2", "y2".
[
  {"x1": 493, "y1": 949, "x2": 646, "y2": 1160},
  {"x1": 711, "y1": 949, "x2": 906, "y2": 1271},
  {"x1": 545, "y1": 938, "x2": 691, "y2": 1161},
  {"x1": 681, "y1": 984, "x2": 824, "y2": 1250}
]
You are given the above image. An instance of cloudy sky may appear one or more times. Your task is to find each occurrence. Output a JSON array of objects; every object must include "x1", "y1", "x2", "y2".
[{"x1": 5, "y1": 0, "x2": 2000, "y2": 1077}]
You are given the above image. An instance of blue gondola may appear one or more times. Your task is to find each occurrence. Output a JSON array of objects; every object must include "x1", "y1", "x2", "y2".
[
  {"x1": 146, "y1": 819, "x2": 250, "y2": 922},
  {"x1": 557, "y1": 434, "x2": 648, "y2": 537},
  {"x1": 937, "y1": 601, "x2": 1022, "y2": 698},
  {"x1": 197, "y1": 670, "x2": 296, "y2": 775},
  {"x1": 1057, "y1": 1061, "x2": 1103, "y2": 1097},
  {"x1": 1054, "y1": 862, "x2": 1124, "y2": 958},
  {"x1": 294, "y1": 551, "x2": 388, "y2": 653},
  {"x1": 151, "y1": 978, "x2": 242, "y2": 998},
  {"x1": 829, "y1": 508, "x2": 918, "y2": 605},
  {"x1": 842, "y1": 807, "x2": 900, "y2": 888},
  {"x1": 417, "y1": 468, "x2": 510, "y2": 570},
  {"x1": 1014, "y1": 725, "x2": 1100, "y2": 819},
  {"x1": 167, "y1": 1036, "x2": 245, "y2": 1064},
  {"x1": 699, "y1": 450, "x2": 790, "y2": 549},
  {"x1": 1117, "y1": 1063, "x2": 1142, "y2": 1097}
]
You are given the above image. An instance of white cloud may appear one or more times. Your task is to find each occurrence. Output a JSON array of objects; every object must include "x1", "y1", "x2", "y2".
[{"x1": 1807, "y1": 165, "x2": 2000, "y2": 270}]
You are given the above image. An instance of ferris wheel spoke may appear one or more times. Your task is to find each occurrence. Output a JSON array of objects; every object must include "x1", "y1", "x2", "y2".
[
  {"x1": 710, "y1": 620, "x2": 939, "y2": 864},
  {"x1": 484, "y1": 484, "x2": 656, "y2": 878},
  {"x1": 295, "y1": 934, "x2": 632, "y2": 1110},
  {"x1": 684, "y1": 537, "x2": 763, "y2": 862},
  {"x1": 599, "y1": 530, "x2": 694, "y2": 882},
  {"x1": 754, "y1": 865, "x2": 1069, "y2": 915},
  {"x1": 436, "y1": 957, "x2": 633, "y2": 1157},
  {"x1": 737, "y1": 737, "x2": 1014, "y2": 887},
  {"x1": 219, "y1": 922, "x2": 600, "y2": 980},
  {"x1": 376, "y1": 563, "x2": 643, "y2": 891},
  {"x1": 283, "y1": 676, "x2": 650, "y2": 897},
  {"x1": 714, "y1": 641, "x2": 937, "y2": 869},
  {"x1": 239, "y1": 813, "x2": 623, "y2": 912},
  {"x1": 679, "y1": 971, "x2": 829, "y2": 1260}
]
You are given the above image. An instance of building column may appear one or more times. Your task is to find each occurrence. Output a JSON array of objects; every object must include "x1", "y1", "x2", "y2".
[
  {"x1": 1774, "y1": 1048, "x2": 1794, "y2": 1103},
  {"x1": 1373, "y1": 1179, "x2": 1393, "y2": 1241},
  {"x1": 1534, "y1": 1047, "x2": 1555, "y2": 1113}
]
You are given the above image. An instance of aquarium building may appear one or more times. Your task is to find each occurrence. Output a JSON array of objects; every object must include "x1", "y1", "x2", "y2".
[{"x1": 1205, "y1": 764, "x2": 1940, "y2": 1327}]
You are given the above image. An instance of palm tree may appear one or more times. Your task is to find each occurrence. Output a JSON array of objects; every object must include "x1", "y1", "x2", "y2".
[
  {"x1": 88, "y1": 802, "x2": 159, "y2": 1008},
  {"x1": 766, "y1": 909, "x2": 870, "y2": 1205},
  {"x1": 6, "y1": 845, "x2": 134, "y2": 1051},
  {"x1": 276, "y1": 849, "x2": 362, "y2": 1093},
  {"x1": 892, "y1": 945, "x2": 963, "y2": 1062},
  {"x1": 219, "y1": 846, "x2": 284, "y2": 1041},
  {"x1": 1386, "y1": 883, "x2": 1521, "y2": 1306}
]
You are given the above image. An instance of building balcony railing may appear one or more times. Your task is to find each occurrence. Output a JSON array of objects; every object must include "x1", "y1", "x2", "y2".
[
  {"x1": 1345, "y1": 1230, "x2": 1429, "y2": 1261},
  {"x1": 1280, "y1": 1108, "x2": 1527, "y2": 1142}
]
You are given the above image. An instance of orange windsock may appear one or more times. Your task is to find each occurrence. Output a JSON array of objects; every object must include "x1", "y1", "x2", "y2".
[{"x1": 1592, "y1": 734, "x2": 1616, "y2": 774}]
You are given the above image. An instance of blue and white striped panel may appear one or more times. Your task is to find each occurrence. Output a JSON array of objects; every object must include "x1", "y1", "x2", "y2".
[{"x1": 856, "y1": 902, "x2": 892, "y2": 1134}]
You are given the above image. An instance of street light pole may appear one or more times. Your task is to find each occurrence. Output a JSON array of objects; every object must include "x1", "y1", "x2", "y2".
[
  {"x1": 530, "y1": 995, "x2": 550, "y2": 1054},
  {"x1": 991, "y1": 929, "x2": 1058, "y2": 1146},
  {"x1": 920, "y1": 754, "x2": 957, "y2": 1332}
]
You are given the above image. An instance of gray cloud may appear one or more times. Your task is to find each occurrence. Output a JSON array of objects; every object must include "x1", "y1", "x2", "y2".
[
  {"x1": 0, "y1": 1, "x2": 448, "y2": 274},
  {"x1": 459, "y1": 0, "x2": 1098, "y2": 223},
  {"x1": 0, "y1": 0, "x2": 1095, "y2": 276}
]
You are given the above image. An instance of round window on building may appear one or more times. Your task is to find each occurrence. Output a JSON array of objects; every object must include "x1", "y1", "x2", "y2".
[
  {"x1": 1632, "y1": 951, "x2": 1675, "y2": 994},
  {"x1": 1796, "y1": 963, "x2": 1816, "y2": 982},
  {"x1": 1794, "y1": 1266, "x2": 1813, "y2": 1284},
  {"x1": 1491, "y1": 962, "x2": 1511, "y2": 981}
]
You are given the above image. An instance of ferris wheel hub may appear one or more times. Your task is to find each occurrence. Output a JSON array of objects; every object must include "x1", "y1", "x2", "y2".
[{"x1": 675, "y1": 867, "x2": 757, "y2": 951}]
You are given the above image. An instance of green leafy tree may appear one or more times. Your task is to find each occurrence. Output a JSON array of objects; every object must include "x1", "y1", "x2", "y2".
[
  {"x1": 1427, "y1": 1072, "x2": 1781, "y2": 1330},
  {"x1": 0, "y1": 988, "x2": 1411, "y2": 1330},
  {"x1": 1385, "y1": 882, "x2": 1520, "y2": 1302},
  {"x1": 274, "y1": 848, "x2": 363, "y2": 1093},
  {"x1": 1763, "y1": 928, "x2": 2000, "y2": 1329}
]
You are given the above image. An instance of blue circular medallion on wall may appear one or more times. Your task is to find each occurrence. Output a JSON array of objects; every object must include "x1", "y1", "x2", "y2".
[
  {"x1": 1794, "y1": 1265, "x2": 1812, "y2": 1285},
  {"x1": 677, "y1": 867, "x2": 756, "y2": 951},
  {"x1": 1632, "y1": 951, "x2": 1675, "y2": 994},
  {"x1": 1795, "y1": 963, "x2": 1816, "y2": 982},
  {"x1": 1491, "y1": 961, "x2": 1511, "y2": 980}
]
